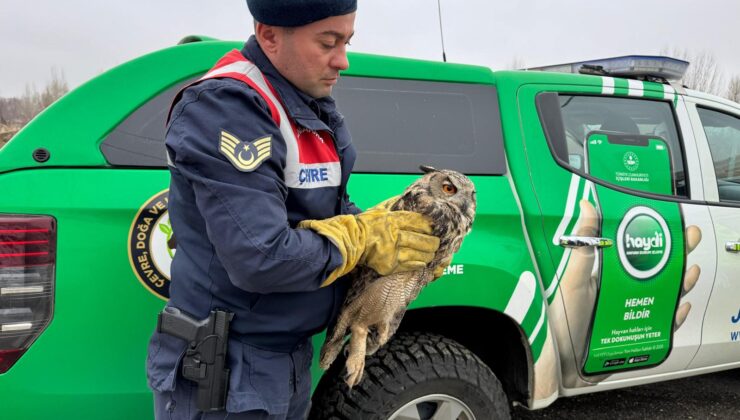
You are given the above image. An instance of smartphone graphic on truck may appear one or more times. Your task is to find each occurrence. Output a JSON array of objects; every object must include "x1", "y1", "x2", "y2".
[{"x1": 582, "y1": 131, "x2": 685, "y2": 375}]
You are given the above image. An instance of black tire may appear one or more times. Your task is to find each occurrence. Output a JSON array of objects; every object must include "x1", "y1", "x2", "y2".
[{"x1": 309, "y1": 331, "x2": 510, "y2": 420}]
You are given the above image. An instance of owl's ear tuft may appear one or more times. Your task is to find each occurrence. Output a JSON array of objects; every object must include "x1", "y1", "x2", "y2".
[{"x1": 420, "y1": 165, "x2": 437, "y2": 174}]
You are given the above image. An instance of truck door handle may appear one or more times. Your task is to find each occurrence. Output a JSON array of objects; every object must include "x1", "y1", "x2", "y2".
[
  {"x1": 559, "y1": 235, "x2": 614, "y2": 249},
  {"x1": 726, "y1": 242, "x2": 740, "y2": 253}
]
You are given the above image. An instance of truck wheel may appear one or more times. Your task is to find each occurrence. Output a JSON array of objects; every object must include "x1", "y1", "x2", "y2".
[{"x1": 309, "y1": 331, "x2": 510, "y2": 420}]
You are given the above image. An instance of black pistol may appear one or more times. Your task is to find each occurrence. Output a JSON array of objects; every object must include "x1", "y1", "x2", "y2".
[{"x1": 157, "y1": 307, "x2": 234, "y2": 412}]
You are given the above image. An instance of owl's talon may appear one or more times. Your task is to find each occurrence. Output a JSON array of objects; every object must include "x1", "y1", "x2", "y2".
[{"x1": 344, "y1": 356, "x2": 365, "y2": 388}]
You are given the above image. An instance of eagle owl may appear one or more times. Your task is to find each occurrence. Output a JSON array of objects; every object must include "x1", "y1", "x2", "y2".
[{"x1": 320, "y1": 165, "x2": 477, "y2": 387}]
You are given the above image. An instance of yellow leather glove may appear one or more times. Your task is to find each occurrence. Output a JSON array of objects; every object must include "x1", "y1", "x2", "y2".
[
  {"x1": 369, "y1": 196, "x2": 451, "y2": 280},
  {"x1": 299, "y1": 209, "x2": 440, "y2": 287}
]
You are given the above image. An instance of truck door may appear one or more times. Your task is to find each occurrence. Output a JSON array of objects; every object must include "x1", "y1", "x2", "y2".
[
  {"x1": 515, "y1": 82, "x2": 716, "y2": 386},
  {"x1": 685, "y1": 99, "x2": 740, "y2": 368}
]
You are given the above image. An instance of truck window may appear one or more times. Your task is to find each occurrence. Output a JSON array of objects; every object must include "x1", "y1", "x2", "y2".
[
  {"x1": 102, "y1": 76, "x2": 506, "y2": 175},
  {"x1": 537, "y1": 93, "x2": 688, "y2": 198},
  {"x1": 333, "y1": 77, "x2": 506, "y2": 175},
  {"x1": 697, "y1": 107, "x2": 740, "y2": 203},
  {"x1": 100, "y1": 80, "x2": 195, "y2": 167}
]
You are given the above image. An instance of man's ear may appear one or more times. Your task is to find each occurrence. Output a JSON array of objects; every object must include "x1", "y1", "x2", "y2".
[{"x1": 255, "y1": 23, "x2": 280, "y2": 54}]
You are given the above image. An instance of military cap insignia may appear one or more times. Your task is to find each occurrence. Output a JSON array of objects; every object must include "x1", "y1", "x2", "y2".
[{"x1": 219, "y1": 130, "x2": 272, "y2": 172}]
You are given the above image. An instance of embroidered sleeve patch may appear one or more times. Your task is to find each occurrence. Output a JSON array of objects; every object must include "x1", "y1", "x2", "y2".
[{"x1": 219, "y1": 130, "x2": 272, "y2": 172}]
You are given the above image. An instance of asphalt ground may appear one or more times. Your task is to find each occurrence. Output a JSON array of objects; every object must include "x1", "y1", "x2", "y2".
[{"x1": 511, "y1": 368, "x2": 740, "y2": 419}]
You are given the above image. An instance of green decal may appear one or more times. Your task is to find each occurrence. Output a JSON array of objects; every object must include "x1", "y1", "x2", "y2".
[{"x1": 582, "y1": 132, "x2": 684, "y2": 375}]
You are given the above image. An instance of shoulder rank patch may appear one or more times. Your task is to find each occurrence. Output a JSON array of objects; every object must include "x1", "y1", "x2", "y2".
[{"x1": 219, "y1": 130, "x2": 272, "y2": 172}]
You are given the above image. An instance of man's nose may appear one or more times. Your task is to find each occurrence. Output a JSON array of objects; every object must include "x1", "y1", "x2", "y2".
[{"x1": 331, "y1": 46, "x2": 350, "y2": 71}]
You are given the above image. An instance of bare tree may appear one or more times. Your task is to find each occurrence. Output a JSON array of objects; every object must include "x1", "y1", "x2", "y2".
[
  {"x1": 18, "y1": 83, "x2": 40, "y2": 124},
  {"x1": 39, "y1": 67, "x2": 69, "y2": 109},
  {"x1": 0, "y1": 68, "x2": 69, "y2": 147},
  {"x1": 12, "y1": 68, "x2": 69, "y2": 125},
  {"x1": 0, "y1": 97, "x2": 22, "y2": 124},
  {"x1": 727, "y1": 75, "x2": 740, "y2": 103},
  {"x1": 661, "y1": 47, "x2": 724, "y2": 95},
  {"x1": 0, "y1": 89, "x2": 5, "y2": 126}
]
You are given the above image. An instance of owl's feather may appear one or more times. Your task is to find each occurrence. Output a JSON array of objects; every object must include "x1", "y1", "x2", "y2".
[{"x1": 319, "y1": 166, "x2": 477, "y2": 387}]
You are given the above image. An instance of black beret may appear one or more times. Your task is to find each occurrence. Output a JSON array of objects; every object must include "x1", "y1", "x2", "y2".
[{"x1": 247, "y1": 0, "x2": 357, "y2": 27}]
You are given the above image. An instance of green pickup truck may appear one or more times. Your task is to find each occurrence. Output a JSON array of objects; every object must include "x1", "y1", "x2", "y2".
[{"x1": 2, "y1": 37, "x2": 739, "y2": 419}]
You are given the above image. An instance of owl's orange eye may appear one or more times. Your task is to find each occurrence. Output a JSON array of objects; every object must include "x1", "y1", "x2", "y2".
[{"x1": 442, "y1": 183, "x2": 457, "y2": 195}]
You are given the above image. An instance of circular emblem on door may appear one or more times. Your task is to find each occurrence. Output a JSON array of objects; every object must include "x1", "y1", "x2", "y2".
[
  {"x1": 617, "y1": 206, "x2": 671, "y2": 280},
  {"x1": 128, "y1": 190, "x2": 174, "y2": 300}
]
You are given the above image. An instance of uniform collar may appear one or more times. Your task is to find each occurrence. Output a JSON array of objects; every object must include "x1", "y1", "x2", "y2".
[{"x1": 242, "y1": 36, "x2": 343, "y2": 132}]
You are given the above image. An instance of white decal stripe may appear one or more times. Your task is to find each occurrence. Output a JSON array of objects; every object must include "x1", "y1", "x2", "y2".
[
  {"x1": 602, "y1": 77, "x2": 615, "y2": 95},
  {"x1": 586, "y1": 180, "x2": 601, "y2": 278},
  {"x1": 583, "y1": 180, "x2": 594, "y2": 201},
  {"x1": 552, "y1": 174, "x2": 581, "y2": 246},
  {"x1": 546, "y1": 174, "x2": 583, "y2": 298},
  {"x1": 547, "y1": 177, "x2": 594, "y2": 298},
  {"x1": 628, "y1": 79, "x2": 644, "y2": 97},
  {"x1": 504, "y1": 167, "x2": 551, "y2": 351},
  {"x1": 529, "y1": 301, "x2": 547, "y2": 344},
  {"x1": 505, "y1": 271, "x2": 537, "y2": 323},
  {"x1": 663, "y1": 84, "x2": 676, "y2": 101}
]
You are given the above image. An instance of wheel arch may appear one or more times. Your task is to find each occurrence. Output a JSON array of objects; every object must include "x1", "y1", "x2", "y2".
[{"x1": 399, "y1": 305, "x2": 534, "y2": 406}]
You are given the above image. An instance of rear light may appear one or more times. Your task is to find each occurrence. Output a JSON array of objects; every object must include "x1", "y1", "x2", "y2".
[{"x1": 0, "y1": 215, "x2": 56, "y2": 374}]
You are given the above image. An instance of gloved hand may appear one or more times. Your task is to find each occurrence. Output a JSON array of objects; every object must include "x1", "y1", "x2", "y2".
[
  {"x1": 299, "y1": 208, "x2": 440, "y2": 287},
  {"x1": 368, "y1": 195, "x2": 452, "y2": 280}
]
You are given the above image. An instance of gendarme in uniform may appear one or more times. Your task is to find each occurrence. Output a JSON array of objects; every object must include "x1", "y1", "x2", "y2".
[
  {"x1": 147, "y1": 1, "x2": 441, "y2": 419},
  {"x1": 146, "y1": 1, "x2": 359, "y2": 419}
]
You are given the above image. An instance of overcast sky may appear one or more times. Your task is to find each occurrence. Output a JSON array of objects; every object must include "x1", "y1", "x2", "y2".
[{"x1": 2, "y1": 0, "x2": 739, "y2": 97}]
